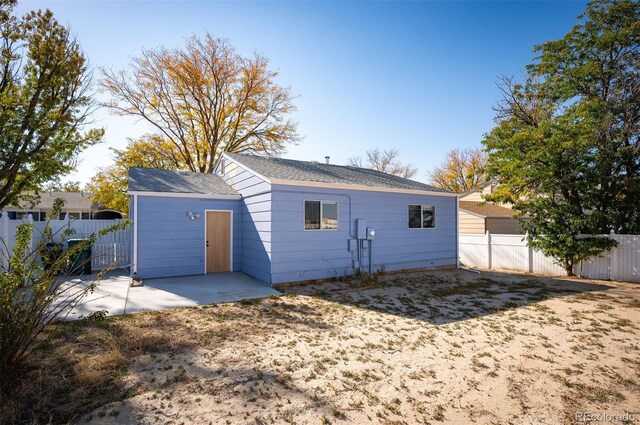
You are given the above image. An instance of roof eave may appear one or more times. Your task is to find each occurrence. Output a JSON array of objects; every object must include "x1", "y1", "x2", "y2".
[{"x1": 128, "y1": 190, "x2": 241, "y2": 200}]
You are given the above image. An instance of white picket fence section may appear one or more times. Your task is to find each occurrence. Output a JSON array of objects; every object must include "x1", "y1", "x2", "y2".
[
  {"x1": 0, "y1": 212, "x2": 131, "y2": 271},
  {"x1": 459, "y1": 232, "x2": 640, "y2": 283}
]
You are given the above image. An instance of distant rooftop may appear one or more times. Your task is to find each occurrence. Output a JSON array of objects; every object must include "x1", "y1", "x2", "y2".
[
  {"x1": 128, "y1": 167, "x2": 239, "y2": 196},
  {"x1": 459, "y1": 201, "x2": 516, "y2": 218},
  {"x1": 9, "y1": 191, "x2": 95, "y2": 211},
  {"x1": 225, "y1": 153, "x2": 450, "y2": 193}
]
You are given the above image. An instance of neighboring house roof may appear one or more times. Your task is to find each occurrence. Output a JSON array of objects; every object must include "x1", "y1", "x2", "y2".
[
  {"x1": 460, "y1": 179, "x2": 499, "y2": 198},
  {"x1": 224, "y1": 153, "x2": 451, "y2": 194},
  {"x1": 459, "y1": 201, "x2": 516, "y2": 218},
  {"x1": 129, "y1": 167, "x2": 239, "y2": 196},
  {"x1": 9, "y1": 191, "x2": 95, "y2": 211}
]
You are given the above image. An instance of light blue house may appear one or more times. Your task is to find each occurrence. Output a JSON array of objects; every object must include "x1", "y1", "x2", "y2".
[{"x1": 128, "y1": 153, "x2": 459, "y2": 286}]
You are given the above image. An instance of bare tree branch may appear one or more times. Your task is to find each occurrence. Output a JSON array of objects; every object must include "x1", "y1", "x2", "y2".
[{"x1": 348, "y1": 148, "x2": 417, "y2": 179}]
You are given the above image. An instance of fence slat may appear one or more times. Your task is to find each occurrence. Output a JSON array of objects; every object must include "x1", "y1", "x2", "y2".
[{"x1": 459, "y1": 232, "x2": 639, "y2": 283}]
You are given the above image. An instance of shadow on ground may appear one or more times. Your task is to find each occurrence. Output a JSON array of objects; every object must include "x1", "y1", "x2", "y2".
[{"x1": 282, "y1": 268, "x2": 619, "y2": 325}]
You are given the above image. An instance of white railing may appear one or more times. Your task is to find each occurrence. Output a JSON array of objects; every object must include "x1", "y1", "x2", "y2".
[
  {"x1": 0, "y1": 212, "x2": 131, "y2": 272},
  {"x1": 459, "y1": 231, "x2": 640, "y2": 283}
]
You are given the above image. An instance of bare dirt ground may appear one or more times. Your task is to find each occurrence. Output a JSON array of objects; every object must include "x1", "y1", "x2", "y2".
[{"x1": 9, "y1": 269, "x2": 640, "y2": 424}]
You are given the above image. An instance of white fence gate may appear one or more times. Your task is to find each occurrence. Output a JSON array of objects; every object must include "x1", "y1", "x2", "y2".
[
  {"x1": 0, "y1": 212, "x2": 131, "y2": 271},
  {"x1": 459, "y1": 232, "x2": 640, "y2": 283}
]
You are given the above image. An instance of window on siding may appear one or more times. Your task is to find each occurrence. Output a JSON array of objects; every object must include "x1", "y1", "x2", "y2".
[
  {"x1": 408, "y1": 205, "x2": 435, "y2": 228},
  {"x1": 13, "y1": 211, "x2": 39, "y2": 221},
  {"x1": 305, "y1": 200, "x2": 338, "y2": 230}
]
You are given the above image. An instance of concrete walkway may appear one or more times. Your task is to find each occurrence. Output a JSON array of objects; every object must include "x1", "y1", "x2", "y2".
[{"x1": 65, "y1": 271, "x2": 280, "y2": 320}]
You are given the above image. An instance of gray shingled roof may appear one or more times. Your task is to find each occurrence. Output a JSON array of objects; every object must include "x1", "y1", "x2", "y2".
[
  {"x1": 225, "y1": 153, "x2": 450, "y2": 193},
  {"x1": 128, "y1": 167, "x2": 239, "y2": 196}
]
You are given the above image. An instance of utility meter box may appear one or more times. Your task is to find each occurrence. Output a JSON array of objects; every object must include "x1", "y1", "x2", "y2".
[
  {"x1": 356, "y1": 219, "x2": 367, "y2": 239},
  {"x1": 367, "y1": 228, "x2": 376, "y2": 240}
]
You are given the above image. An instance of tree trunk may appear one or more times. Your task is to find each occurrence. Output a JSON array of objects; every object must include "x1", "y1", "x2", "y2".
[{"x1": 564, "y1": 262, "x2": 574, "y2": 276}]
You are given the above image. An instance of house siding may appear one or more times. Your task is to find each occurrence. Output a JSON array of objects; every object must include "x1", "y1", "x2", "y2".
[
  {"x1": 269, "y1": 184, "x2": 457, "y2": 285},
  {"x1": 459, "y1": 210, "x2": 485, "y2": 234},
  {"x1": 134, "y1": 196, "x2": 241, "y2": 279},
  {"x1": 219, "y1": 159, "x2": 272, "y2": 283}
]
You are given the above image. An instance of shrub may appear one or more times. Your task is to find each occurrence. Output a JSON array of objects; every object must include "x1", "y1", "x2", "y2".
[{"x1": 0, "y1": 198, "x2": 130, "y2": 399}]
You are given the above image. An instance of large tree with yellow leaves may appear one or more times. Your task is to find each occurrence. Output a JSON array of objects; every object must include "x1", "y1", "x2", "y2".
[
  {"x1": 428, "y1": 148, "x2": 488, "y2": 193},
  {"x1": 100, "y1": 35, "x2": 300, "y2": 173}
]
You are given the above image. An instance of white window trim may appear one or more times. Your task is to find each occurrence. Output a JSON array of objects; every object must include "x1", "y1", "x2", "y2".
[
  {"x1": 303, "y1": 200, "x2": 339, "y2": 231},
  {"x1": 408, "y1": 204, "x2": 436, "y2": 229}
]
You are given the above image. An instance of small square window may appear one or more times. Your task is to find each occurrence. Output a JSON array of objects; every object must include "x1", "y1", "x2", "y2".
[
  {"x1": 305, "y1": 200, "x2": 338, "y2": 230},
  {"x1": 68, "y1": 212, "x2": 80, "y2": 220},
  {"x1": 82, "y1": 212, "x2": 90, "y2": 220},
  {"x1": 408, "y1": 205, "x2": 436, "y2": 229}
]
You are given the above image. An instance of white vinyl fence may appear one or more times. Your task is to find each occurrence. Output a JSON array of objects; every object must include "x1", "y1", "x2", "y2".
[
  {"x1": 459, "y1": 232, "x2": 640, "y2": 283},
  {"x1": 0, "y1": 212, "x2": 131, "y2": 272}
]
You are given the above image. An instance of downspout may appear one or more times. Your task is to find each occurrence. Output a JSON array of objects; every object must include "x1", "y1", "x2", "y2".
[
  {"x1": 368, "y1": 240, "x2": 373, "y2": 274},
  {"x1": 132, "y1": 194, "x2": 138, "y2": 276},
  {"x1": 455, "y1": 195, "x2": 459, "y2": 268}
]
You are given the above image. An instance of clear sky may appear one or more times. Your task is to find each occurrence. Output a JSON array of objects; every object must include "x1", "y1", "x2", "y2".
[{"x1": 17, "y1": 0, "x2": 588, "y2": 184}]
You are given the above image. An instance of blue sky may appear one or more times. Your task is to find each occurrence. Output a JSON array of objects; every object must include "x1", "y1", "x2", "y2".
[{"x1": 17, "y1": 0, "x2": 588, "y2": 184}]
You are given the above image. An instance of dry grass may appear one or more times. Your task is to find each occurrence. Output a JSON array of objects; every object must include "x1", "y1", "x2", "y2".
[{"x1": 2, "y1": 269, "x2": 639, "y2": 424}]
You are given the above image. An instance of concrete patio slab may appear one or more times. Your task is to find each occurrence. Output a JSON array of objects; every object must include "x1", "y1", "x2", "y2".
[
  {"x1": 63, "y1": 271, "x2": 131, "y2": 320},
  {"x1": 124, "y1": 272, "x2": 280, "y2": 314},
  {"x1": 63, "y1": 271, "x2": 280, "y2": 320}
]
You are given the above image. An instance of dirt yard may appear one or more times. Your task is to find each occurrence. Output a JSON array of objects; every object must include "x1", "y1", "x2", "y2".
[{"x1": 6, "y1": 269, "x2": 640, "y2": 424}]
